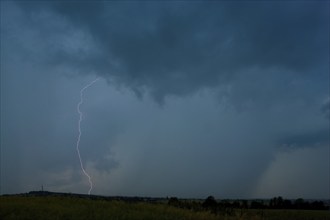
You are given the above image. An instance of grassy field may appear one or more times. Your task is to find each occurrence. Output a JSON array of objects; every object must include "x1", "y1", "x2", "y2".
[{"x1": 1, "y1": 195, "x2": 329, "y2": 220}]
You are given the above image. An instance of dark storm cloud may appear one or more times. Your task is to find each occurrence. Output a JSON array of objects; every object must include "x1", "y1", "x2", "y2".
[
  {"x1": 278, "y1": 129, "x2": 329, "y2": 149},
  {"x1": 14, "y1": 1, "x2": 329, "y2": 102},
  {"x1": 1, "y1": 1, "x2": 329, "y2": 198}
]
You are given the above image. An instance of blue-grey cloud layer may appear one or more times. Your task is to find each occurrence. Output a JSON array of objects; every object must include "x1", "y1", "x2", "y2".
[
  {"x1": 1, "y1": 1, "x2": 329, "y2": 198},
  {"x1": 8, "y1": 1, "x2": 329, "y2": 101}
]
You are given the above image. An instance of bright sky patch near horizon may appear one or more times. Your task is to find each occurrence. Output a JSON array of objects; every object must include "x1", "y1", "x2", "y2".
[{"x1": 0, "y1": 1, "x2": 329, "y2": 199}]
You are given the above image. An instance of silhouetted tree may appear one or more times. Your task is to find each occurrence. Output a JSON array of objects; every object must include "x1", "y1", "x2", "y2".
[
  {"x1": 203, "y1": 196, "x2": 218, "y2": 214},
  {"x1": 283, "y1": 199, "x2": 292, "y2": 209},
  {"x1": 294, "y1": 198, "x2": 305, "y2": 209},
  {"x1": 310, "y1": 201, "x2": 326, "y2": 210},
  {"x1": 203, "y1": 196, "x2": 217, "y2": 208},
  {"x1": 270, "y1": 196, "x2": 284, "y2": 209}
]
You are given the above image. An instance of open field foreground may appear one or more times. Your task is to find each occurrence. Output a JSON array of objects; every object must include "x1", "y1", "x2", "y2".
[{"x1": 1, "y1": 195, "x2": 330, "y2": 220}]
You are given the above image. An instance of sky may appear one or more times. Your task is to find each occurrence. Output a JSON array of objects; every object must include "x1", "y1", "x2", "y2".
[{"x1": 1, "y1": 1, "x2": 329, "y2": 199}]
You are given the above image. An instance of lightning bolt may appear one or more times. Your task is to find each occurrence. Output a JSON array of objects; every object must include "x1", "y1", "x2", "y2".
[{"x1": 76, "y1": 77, "x2": 99, "y2": 195}]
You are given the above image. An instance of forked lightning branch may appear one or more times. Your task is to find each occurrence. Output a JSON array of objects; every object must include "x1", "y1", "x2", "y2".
[{"x1": 76, "y1": 78, "x2": 99, "y2": 195}]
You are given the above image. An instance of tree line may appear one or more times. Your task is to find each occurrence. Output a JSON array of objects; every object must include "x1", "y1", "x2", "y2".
[{"x1": 168, "y1": 196, "x2": 328, "y2": 215}]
